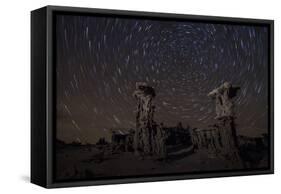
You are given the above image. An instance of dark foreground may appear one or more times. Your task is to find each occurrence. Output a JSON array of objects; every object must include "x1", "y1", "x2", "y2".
[{"x1": 55, "y1": 136, "x2": 268, "y2": 181}]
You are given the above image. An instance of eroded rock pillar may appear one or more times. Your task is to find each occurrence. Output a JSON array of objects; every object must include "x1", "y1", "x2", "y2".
[
  {"x1": 133, "y1": 82, "x2": 156, "y2": 155},
  {"x1": 133, "y1": 82, "x2": 166, "y2": 158},
  {"x1": 208, "y1": 82, "x2": 243, "y2": 167}
]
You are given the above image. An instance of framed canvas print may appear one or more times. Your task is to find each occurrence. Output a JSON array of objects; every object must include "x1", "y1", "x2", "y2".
[{"x1": 31, "y1": 5, "x2": 274, "y2": 188}]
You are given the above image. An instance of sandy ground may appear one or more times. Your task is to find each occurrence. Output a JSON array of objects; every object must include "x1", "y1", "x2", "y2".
[{"x1": 55, "y1": 144, "x2": 257, "y2": 181}]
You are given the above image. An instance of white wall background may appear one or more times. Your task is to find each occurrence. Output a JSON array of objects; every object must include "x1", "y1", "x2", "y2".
[{"x1": 0, "y1": 0, "x2": 279, "y2": 193}]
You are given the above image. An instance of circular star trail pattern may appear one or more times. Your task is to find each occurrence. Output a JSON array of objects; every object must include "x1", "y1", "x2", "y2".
[{"x1": 56, "y1": 14, "x2": 269, "y2": 143}]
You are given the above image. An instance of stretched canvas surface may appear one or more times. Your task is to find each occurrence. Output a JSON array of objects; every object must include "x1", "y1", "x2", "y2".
[{"x1": 54, "y1": 11, "x2": 271, "y2": 182}]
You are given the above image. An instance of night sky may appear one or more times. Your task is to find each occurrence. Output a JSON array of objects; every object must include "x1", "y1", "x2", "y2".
[{"x1": 55, "y1": 14, "x2": 269, "y2": 144}]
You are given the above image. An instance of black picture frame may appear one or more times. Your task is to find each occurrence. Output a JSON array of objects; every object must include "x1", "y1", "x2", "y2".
[{"x1": 31, "y1": 5, "x2": 274, "y2": 188}]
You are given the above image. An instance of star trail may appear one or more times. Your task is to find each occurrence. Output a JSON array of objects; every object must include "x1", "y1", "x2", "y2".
[{"x1": 55, "y1": 14, "x2": 269, "y2": 143}]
